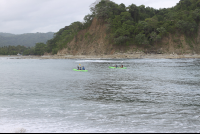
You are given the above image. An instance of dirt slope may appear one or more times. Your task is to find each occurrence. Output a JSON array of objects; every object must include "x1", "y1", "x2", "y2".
[{"x1": 58, "y1": 18, "x2": 200, "y2": 56}]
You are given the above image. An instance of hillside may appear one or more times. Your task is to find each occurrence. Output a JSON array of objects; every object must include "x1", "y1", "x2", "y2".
[
  {"x1": 57, "y1": 18, "x2": 200, "y2": 56},
  {"x1": 0, "y1": 32, "x2": 54, "y2": 47},
  {"x1": 57, "y1": 18, "x2": 116, "y2": 56},
  {"x1": 45, "y1": 0, "x2": 200, "y2": 56},
  {"x1": 0, "y1": 32, "x2": 16, "y2": 37}
]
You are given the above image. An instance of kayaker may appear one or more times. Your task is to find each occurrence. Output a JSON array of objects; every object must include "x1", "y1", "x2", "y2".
[
  {"x1": 82, "y1": 66, "x2": 85, "y2": 70},
  {"x1": 77, "y1": 66, "x2": 80, "y2": 70},
  {"x1": 115, "y1": 65, "x2": 118, "y2": 68},
  {"x1": 121, "y1": 65, "x2": 123, "y2": 68},
  {"x1": 80, "y1": 67, "x2": 82, "y2": 70}
]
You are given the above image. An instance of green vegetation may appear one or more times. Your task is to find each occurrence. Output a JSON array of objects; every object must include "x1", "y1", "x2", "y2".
[
  {"x1": 0, "y1": 32, "x2": 54, "y2": 47},
  {"x1": 44, "y1": 0, "x2": 200, "y2": 54},
  {"x1": 0, "y1": 45, "x2": 33, "y2": 55},
  {"x1": 91, "y1": 0, "x2": 200, "y2": 45},
  {"x1": 46, "y1": 17, "x2": 94, "y2": 54},
  {"x1": 0, "y1": 42, "x2": 47, "y2": 56},
  {"x1": 0, "y1": 32, "x2": 16, "y2": 37}
]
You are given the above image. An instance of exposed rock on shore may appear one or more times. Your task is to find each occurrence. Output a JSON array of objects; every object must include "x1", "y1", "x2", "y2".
[{"x1": 4, "y1": 53, "x2": 200, "y2": 60}]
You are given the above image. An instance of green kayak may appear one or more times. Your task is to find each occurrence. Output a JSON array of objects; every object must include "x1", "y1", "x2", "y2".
[
  {"x1": 109, "y1": 67, "x2": 127, "y2": 69},
  {"x1": 73, "y1": 69, "x2": 88, "y2": 72}
]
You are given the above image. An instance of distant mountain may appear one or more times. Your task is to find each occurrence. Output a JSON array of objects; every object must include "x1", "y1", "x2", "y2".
[
  {"x1": 0, "y1": 32, "x2": 54, "y2": 47},
  {"x1": 0, "y1": 32, "x2": 16, "y2": 37}
]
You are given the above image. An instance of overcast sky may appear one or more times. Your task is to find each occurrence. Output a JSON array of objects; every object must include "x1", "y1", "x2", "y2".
[{"x1": 0, "y1": 0, "x2": 180, "y2": 34}]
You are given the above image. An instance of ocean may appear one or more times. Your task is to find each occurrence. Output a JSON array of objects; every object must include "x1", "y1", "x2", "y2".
[{"x1": 0, "y1": 57, "x2": 200, "y2": 133}]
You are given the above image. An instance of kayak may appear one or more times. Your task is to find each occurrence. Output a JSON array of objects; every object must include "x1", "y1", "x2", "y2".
[
  {"x1": 109, "y1": 67, "x2": 127, "y2": 69},
  {"x1": 73, "y1": 69, "x2": 88, "y2": 72}
]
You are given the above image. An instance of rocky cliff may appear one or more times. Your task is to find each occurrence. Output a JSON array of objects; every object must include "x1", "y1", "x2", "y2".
[{"x1": 57, "y1": 18, "x2": 200, "y2": 56}]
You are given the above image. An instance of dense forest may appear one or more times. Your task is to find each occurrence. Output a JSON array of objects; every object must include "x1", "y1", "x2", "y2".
[
  {"x1": 0, "y1": 43, "x2": 46, "y2": 55},
  {"x1": 0, "y1": 33, "x2": 16, "y2": 37},
  {"x1": 0, "y1": 32, "x2": 54, "y2": 47},
  {"x1": 44, "y1": 0, "x2": 200, "y2": 55}
]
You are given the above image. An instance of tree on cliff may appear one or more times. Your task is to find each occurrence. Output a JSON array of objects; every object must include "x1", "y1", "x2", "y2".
[{"x1": 43, "y1": 0, "x2": 200, "y2": 54}]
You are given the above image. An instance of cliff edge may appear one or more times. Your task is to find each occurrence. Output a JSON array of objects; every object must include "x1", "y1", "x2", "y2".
[{"x1": 57, "y1": 18, "x2": 200, "y2": 56}]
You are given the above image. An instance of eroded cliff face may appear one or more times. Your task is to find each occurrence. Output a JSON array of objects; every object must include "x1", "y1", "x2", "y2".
[
  {"x1": 57, "y1": 18, "x2": 112, "y2": 56},
  {"x1": 150, "y1": 25, "x2": 200, "y2": 55},
  {"x1": 57, "y1": 18, "x2": 200, "y2": 56}
]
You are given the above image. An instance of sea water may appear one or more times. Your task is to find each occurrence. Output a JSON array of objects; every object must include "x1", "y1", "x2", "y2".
[{"x1": 0, "y1": 57, "x2": 200, "y2": 133}]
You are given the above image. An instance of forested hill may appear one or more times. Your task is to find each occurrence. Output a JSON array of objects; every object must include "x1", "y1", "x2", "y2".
[
  {"x1": 0, "y1": 32, "x2": 54, "y2": 47},
  {"x1": 44, "y1": 0, "x2": 200, "y2": 55},
  {"x1": 0, "y1": 33, "x2": 16, "y2": 37}
]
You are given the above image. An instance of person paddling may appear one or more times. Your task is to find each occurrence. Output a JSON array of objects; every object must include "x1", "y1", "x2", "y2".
[
  {"x1": 82, "y1": 66, "x2": 85, "y2": 70},
  {"x1": 120, "y1": 61, "x2": 124, "y2": 68},
  {"x1": 77, "y1": 64, "x2": 82, "y2": 70}
]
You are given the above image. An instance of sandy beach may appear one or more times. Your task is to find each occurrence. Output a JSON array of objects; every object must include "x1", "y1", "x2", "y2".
[{"x1": 1, "y1": 53, "x2": 200, "y2": 59}]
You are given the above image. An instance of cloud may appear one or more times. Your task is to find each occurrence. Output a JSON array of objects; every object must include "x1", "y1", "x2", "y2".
[{"x1": 0, "y1": 0, "x2": 180, "y2": 34}]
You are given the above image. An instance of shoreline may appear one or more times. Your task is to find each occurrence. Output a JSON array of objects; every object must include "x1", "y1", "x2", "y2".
[{"x1": 1, "y1": 53, "x2": 200, "y2": 59}]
